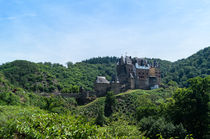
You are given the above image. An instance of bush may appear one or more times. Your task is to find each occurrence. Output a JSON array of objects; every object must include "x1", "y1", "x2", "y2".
[
  {"x1": 0, "y1": 106, "x2": 97, "y2": 139},
  {"x1": 98, "y1": 118, "x2": 142, "y2": 138},
  {"x1": 138, "y1": 116, "x2": 186, "y2": 138},
  {"x1": 136, "y1": 106, "x2": 158, "y2": 121},
  {"x1": 0, "y1": 92, "x2": 20, "y2": 105}
]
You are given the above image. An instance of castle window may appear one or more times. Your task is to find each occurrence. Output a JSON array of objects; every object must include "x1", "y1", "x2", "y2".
[{"x1": 139, "y1": 76, "x2": 144, "y2": 79}]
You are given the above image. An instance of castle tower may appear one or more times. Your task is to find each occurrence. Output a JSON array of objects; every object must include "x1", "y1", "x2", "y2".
[{"x1": 148, "y1": 61, "x2": 161, "y2": 89}]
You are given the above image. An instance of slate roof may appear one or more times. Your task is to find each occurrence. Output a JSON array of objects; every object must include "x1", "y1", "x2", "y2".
[
  {"x1": 96, "y1": 76, "x2": 110, "y2": 84},
  {"x1": 135, "y1": 63, "x2": 150, "y2": 69}
]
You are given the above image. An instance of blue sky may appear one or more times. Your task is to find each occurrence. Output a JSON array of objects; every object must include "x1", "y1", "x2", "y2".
[{"x1": 0, "y1": 0, "x2": 210, "y2": 65}]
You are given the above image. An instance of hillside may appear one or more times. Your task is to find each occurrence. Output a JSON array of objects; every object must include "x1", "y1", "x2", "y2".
[
  {"x1": 0, "y1": 105, "x2": 98, "y2": 138},
  {"x1": 0, "y1": 60, "x2": 117, "y2": 92},
  {"x1": 77, "y1": 87, "x2": 175, "y2": 119},
  {"x1": 0, "y1": 47, "x2": 209, "y2": 93},
  {"x1": 0, "y1": 60, "x2": 59, "y2": 93},
  {"x1": 38, "y1": 61, "x2": 116, "y2": 91},
  {"x1": 0, "y1": 72, "x2": 12, "y2": 92},
  {"x1": 164, "y1": 47, "x2": 210, "y2": 86}
]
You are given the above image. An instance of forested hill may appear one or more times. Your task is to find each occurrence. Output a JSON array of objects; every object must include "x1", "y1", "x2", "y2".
[
  {"x1": 163, "y1": 46, "x2": 210, "y2": 86},
  {"x1": 0, "y1": 60, "x2": 116, "y2": 92},
  {"x1": 0, "y1": 46, "x2": 209, "y2": 92},
  {"x1": 0, "y1": 60, "x2": 59, "y2": 93}
]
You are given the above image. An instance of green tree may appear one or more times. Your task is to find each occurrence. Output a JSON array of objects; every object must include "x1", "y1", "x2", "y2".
[
  {"x1": 66, "y1": 61, "x2": 73, "y2": 68},
  {"x1": 138, "y1": 116, "x2": 186, "y2": 138},
  {"x1": 95, "y1": 107, "x2": 106, "y2": 126},
  {"x1": 0, "y1": 92, "x2": 21, "y2": 105},
  {"x1": 166, "y1": 76, "x2": 210, "y2": 138},
  {"x1": 104, "y1": 91, "x2": 116, "y2": 117},
  {"x1": 136, "y1": 94, "x2": 158, "y2": 121},
  {"x1": 136, "y1": 106, "x2": 158, "y2": 121}
]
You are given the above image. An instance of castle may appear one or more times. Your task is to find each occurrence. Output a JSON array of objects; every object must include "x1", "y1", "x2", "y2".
[{"x1": 95, "y1": 56, "x2": 161, "y2": 96}]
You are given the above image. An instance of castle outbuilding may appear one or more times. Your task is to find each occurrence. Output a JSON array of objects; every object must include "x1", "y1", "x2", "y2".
[{"x1": 94, "y1": 76, "x2": 120, "y2": 97}]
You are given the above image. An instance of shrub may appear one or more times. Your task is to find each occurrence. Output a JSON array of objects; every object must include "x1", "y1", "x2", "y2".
[
  {"x1": 136, "y1": 106, "x2": 158, "y2": 121},
  {"x1": 98, "y1": 118, "x2": 142, "y2": 138},
  {"x1": 0, "y1": 92, "x2": 20, "y2": 105},
  {"x1": 138, "y1": 116, "x2": 186, "y2": 138},
  {"x1": 0, "y1": 106, "x2": 97, "y2": 139}
]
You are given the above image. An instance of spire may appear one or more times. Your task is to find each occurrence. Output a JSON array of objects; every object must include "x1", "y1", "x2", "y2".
[{"x1": 120, "y1": 56, "x2": 124, "y2": 65}]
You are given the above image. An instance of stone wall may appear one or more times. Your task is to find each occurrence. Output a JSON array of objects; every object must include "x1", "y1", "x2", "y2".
[
  {"x1": 111, "y1": 83, "x2": 121, "y2": 94},
  {"x1": 136, "y1": 78, "x2": 150, "y2": 89},
  {"x1": 94, "y1": 83, "x2": 110, "y2": 97}
]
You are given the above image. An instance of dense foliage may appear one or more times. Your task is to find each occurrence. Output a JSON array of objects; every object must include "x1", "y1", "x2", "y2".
[
  {"x1": 163, "y1": 47, "x2": 210, "y2": 86},
  {"x1": 0, "y1": 60, "x2": 59, "y2": 93},
  {"x1": 163, "y1": 76, "x2": 210, "y2": 138},
  {"x1": 0, "y1": 90, "x2": 77, "y2": 113},
  {"x1": 0, "y1": 60, "x2": 116, "y2": 92},
  {"x1": 0, "y1": 106, "x2": 97, "y2": 139},
  {"x1": 0, "y1": 72, "x2": 12, "y2": 92},
  {"x1": 138, "y1": 116, "x2": 186, "y2": 138}
]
